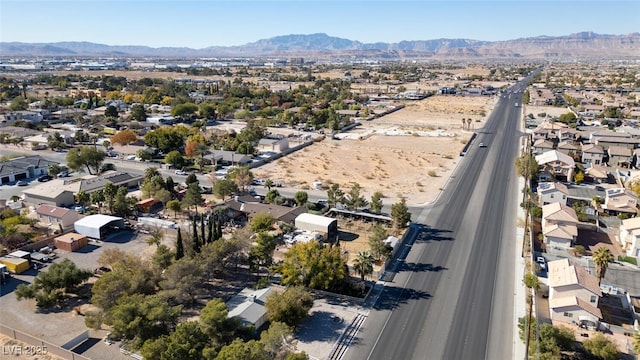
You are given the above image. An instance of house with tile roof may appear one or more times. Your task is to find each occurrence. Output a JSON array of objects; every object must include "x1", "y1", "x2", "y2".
[
  {"x1": 618, "y1": 217, "x2": 640, "y2": 258},
  {"x1": 602, "y1": 188, "x2": 638, "y2": 216},
  {"x1": 532, "y1": 139, "x2": 555, "y2": 155},
  {"x1": 607, "y1": 145, "x2": 633, "y2": 168},
  {"x1": 581, "y1": 143, "x2": 605, "y2": 166},
  {"x1": 537, "y1": 182, "x2": 569, "y2": 206},
  {"x1": 535, "y1": 150, "x2": 575, "y2": 182},
  {"x1": 548, "y1": 258, "x2": 602, "y2": 328},
  {"x1": 556, "y1": 140, "x2": 579, "y2": 157},
  {"x1": 542, "y1": 202, "x2": 579, "y2": 249}
]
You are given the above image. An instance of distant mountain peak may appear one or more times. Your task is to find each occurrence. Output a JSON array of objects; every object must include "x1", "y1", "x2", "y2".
[{"x1": 1, "y1": 32, "x2": 638, "y2": 59}]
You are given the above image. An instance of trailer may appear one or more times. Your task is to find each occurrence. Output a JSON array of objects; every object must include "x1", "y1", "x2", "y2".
[
  {"x1": 137, "y1": 217, "x2": 176, "y2": 230},
  {"x1": 0, "y1": 256, "x2": 30, "y2": 274}
]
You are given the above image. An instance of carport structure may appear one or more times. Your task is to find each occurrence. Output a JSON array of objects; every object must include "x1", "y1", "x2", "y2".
[{"x1": 73, "y1": 214, "x2": 125, "y2": 240}]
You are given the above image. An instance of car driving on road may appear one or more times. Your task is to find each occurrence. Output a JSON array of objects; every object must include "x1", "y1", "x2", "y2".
[{"x1": 174, "y1": 170, "x2": 187, "y2": 176}]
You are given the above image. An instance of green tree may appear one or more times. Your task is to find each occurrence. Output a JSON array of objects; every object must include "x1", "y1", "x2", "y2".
[
  {"x1": 279, "y1": 240, "x2": 346, "y2": 290},
  {"x1": 160, "y1": 257, "x2": 204, "y2": 304},
  {"x1": 66, "y1": 146, "x2": 106, "y2": 175},
  {"x1": 176, "y1": 227, "x2": 184, "y2": 260},
  {"x1": 171, "y1": 102, "x2": 199, "y2": 119},
  {"x1": 129, "y1": 104, "x2": 147, "y2": 122},
  {"x1": 353, "y1": 251, "x2": 374, "y2": 281},
  {"x1": 368, "y1": 224, "x2": 391, "y2": 261},
  {"x1": 370, "y1": 191, "x2": 384, "y2": 213},
  {"x1": 76, "y1": 190, "x2": 90, "y2": 208},
  {"x1": 523, "y1": 272, "x2": 540, "y2": 291},
  {"x1": 199, "y1": 298, "x2": 239, "y2": 346},
  {"x1": 265, "y1": 189, "x2": 280, "y2": 204},
  {"x1": 249, "y1": 232, "x2": 277, "y2": 270},
  {"x1": 182, "y1": 182, "x2": 204, "y2": 212},
  {"x1": 152, "y1": 244, "x2": 174, "y2": 271},
  {"x1": 593, "y1": 246, "x2": 613, "y2": 285},
  {"x1": 144, "y1": 127, "x2": 185, "y2": 153},
  {"x1": 105, "y1": 105, "x2": 118, "y2": 118},
  {"x1": 633, "y1": 332, "x2": 640, "y2": 355},
  {"x1": 214, "y1": 179, "x2": 238, "y2": 201},
  {"x1": 265, "y1": 286, "x2": 314, "y2": 328},
  {"x1": 515, "y1": 153, "x2": 539, "y2": 180},
  {"x1": 345, "y1": 183, "x2": 367, "y2": 210},
  {"x1": 112, "y1": 186, "x2": 132, "y2": 217},
  {"x1": 9, "y1": 96, "x2": 27, "y2": 111},
  {"x1": 15, "y1": 259, "x2": 92, "y2": 308},
  {"x1": 582, "y1": 334, "x2": 619, "y2": 360},
  {"x1": 249, "y1": 213, "x2": 275, "y2": 233},
  {"x1": 327, "y1": 184, "x2": 344, "y2": 209},
  {"x1": 91, "y1": 190, "x2": 105, "y2": 213},
  {"x1": 167, "y1": 200, "x2": 182, "y2": 219},
  {"x1": 48, "y1": 163, "x2": 62, "y2": 178},
  {"x1": 260, "y1": 321, "x2": 294, "y2": 359},
  {"x1": 294, "y1": 191, "x2": 308, "y2": 207},
  {"x1": 165, "y1": 150, "x2": 185, "y2": 168},
  {"x1": 391, "y1": 197, "x2": 411, "y2": 230},
  {"x1": 47, "y1": 132, "x2": 65, "y2": 150},
  {"x1": 216, "y1": 339, "x2": 267, "y2": 360},
  {"x1": 107, "y1": 293, "x2": 182, "y2": 350},
  {"x1": 264, "y1": 179, "x2": 274, "y2": 190},
  {"x1": 102, "y1": 182, "x2": 118, "y2": 213}
]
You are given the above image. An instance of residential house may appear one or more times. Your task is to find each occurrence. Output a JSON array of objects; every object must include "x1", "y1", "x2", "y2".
[
  {"x1": 35, "y1": 204, "x2": 81, "y2": 232},
  {"x1": 224, "y1": 197, "x2": 307, "y2": 224},
  {"x1": 558, "y1": 128, "x2": 578, "y2": 142},
  {"x1": 619, "y1": 217, "x2": 640, "y2": 258},
  {"x1": 257, "y1": 137, "x2": 289, "y2": 153},
  {"x1": 548, "y1": 259, "x2": 602, "y2": 328},
  {"x1": 0, "y1": 155, "x2": 58, "y2": 185},
  {"x1": 581, "y1": 144, "x2": 605, "y2": 166},
  {"x1": 584, "y1": 165, "x2": 609, "y2": 184},
  {"x1": 556, "y1": 141, "x2": 579, "y2": 157},
  {"x1": 226, "y1": 287, "x2": 276, "y2": 330},
  {"x1": 535, "y1": 150, "x2": 575, "y2": 182},
  {"x1": 1, "y1": 111, "x2": 44, "y2": 125},
  {"x1": 532, "y1": 139, "x2": 555, "y2": 155},
  {"x1": 607, "y1": 146, "x2": 632, "y2": 168},
  {"x1": 537, "y1": 182, "x2": 569, "y2": 206},
  {"x1": 589, "y1": 130, "x2": 631, "y2": 144},
  {"x1": 542, "y1": 202, "x2": 579, "y2": 249},
  {"x1": 595, "y1": 137, "x2": 640, "y2": 151},
  {"x1": 23, "y1": 171, "x2": 143, "y2": 206},
  {"x1": 204, "y1": 150, "x2": 252, "y2": 166},
  {"x1": 602, "y1": 188, "x2": 638, "y2": 216}
]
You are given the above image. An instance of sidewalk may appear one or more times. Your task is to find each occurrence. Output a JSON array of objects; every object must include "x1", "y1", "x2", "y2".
[{"x1": 513, "y1": 176, "x2": 527, "y2": 360}]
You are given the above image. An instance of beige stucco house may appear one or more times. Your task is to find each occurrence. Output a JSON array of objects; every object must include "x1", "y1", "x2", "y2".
[
  {"x1": 602, "y1": 188, "x2": 638, "y2": 216},
  {"x1": 619, "y1": 217, "x2": 640, "y2": 258},
  {"x1": 537, "y1": 182, "x2": 569, "y2": 206},
  {"x1": 35, "y1": 204, "x2": 81, "y2": 231},
  {"x1": 548, "y1": 259, "x2": 602, "y2": 328},
  {"x1": 542, "y1": 202, "x2": 578, "y2": 249}
]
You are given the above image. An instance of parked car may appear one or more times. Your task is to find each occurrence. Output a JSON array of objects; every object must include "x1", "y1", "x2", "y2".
[
  {"x1": 37, "y1": 175, "x2": 53, "y2": 182},
  {"x1": 536, "y1": 256, "x2": 546, "y2": 270},
  {"x1": 174, "y1": 170, "x2": 187, "y2": 176},
  {"x1": 58, "y1": 170, "x2": 69, "y2": 177},
  {"x1": 16, "y1": 180, "x2": 28, "y2": 186}
]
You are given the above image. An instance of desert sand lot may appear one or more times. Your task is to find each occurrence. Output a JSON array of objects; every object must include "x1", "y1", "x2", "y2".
[{"x1": 254, "y1": 95, "x2": 498, "y2": 205}]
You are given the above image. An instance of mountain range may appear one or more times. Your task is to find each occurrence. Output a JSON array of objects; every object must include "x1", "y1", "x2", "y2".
[{"x1": 1, "y1": 32, "x2": 639, "y2": 59}]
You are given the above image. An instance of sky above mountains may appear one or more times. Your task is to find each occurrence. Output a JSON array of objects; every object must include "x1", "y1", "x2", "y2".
[{"x1": 1, "y1": 1, "x2": 639, "y2": 48}]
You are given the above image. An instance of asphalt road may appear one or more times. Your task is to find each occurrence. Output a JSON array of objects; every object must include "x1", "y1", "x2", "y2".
[{"x1": 347, "y1": 83, "x2": 529, "y2": 360}]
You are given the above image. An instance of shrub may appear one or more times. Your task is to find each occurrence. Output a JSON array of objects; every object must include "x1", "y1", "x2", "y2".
[
  {"x1": 574, "y1": 245, "x2": 587, "y2": 256},
  {"x1": 428, "y1": 170, "x2": 437, "y2": 177},
  {"x1": 617, "y1": 255, "x2": 637, "y2": 265}
]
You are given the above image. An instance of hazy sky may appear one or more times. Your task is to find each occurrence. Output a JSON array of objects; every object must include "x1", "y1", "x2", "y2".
[{"x1": 1, "y1": 1, "x2": 638, "y2": 48}]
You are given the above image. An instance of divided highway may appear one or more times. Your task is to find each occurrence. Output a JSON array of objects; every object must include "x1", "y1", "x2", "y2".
[{"x1": 347, "y1": 83, "x2": 527, "y2": 360}]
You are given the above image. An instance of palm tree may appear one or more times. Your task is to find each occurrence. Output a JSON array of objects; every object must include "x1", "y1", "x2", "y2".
[
  {"x1": 76, "y1": 190, "x2": 90, "y2": 208},
  {"x1": 10, "y1": 195, "x2": 20, "y2": 203},
  {"x1": 264, "y1": 179, "x2": 273, "y2": 191},
  {"x1": 461, "y1": 118, "x2": 466, "y2": 130},
  {"x1": 593, "y1": 246, "x2": 614, "y2": 285},
  {"x1": 466, "y1": 118, "x2": 472, "y2": 129},
  {"x1": 353, "y1": 251, "x2": 374, "y2": 281}
]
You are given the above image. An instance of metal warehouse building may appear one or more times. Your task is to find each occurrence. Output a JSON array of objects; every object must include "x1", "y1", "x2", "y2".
[
  {"x1": 73, "y1": 214, "x2": 125, "y2": 240},
  {"x1": 294, "y1": 213, "x2": 338, "y2": 242}
]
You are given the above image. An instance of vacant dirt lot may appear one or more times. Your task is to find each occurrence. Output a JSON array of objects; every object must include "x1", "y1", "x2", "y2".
[{"x1": 253, "y1": 95, "x2": 497, "y2": 205}]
